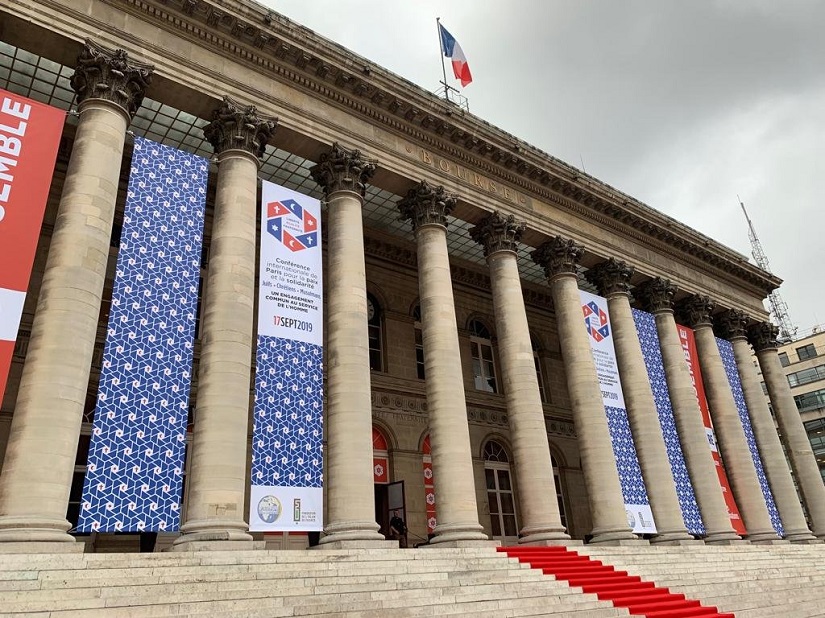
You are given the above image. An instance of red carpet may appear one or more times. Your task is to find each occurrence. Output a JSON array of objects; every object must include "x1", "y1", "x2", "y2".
[{"x1": 498, "y1": 546, "x2": 735, "y2": 617}]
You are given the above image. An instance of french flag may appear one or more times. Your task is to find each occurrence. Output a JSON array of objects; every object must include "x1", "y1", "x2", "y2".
[{"x1": 439, "y1": 24, "x2": 472, "y2": 87}]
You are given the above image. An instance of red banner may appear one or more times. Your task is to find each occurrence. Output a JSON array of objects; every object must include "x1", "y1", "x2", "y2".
[
  {"x1": 678, "y1": 324, "x2": 747, "y2": 535},
  {"x1": 0, "y1": 89, "x2": 64, "y2": 400}
]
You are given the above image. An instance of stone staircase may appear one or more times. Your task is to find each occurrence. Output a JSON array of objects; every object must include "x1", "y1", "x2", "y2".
[
  {"x1": 0, "y1": 544, "x2": 822, "y2": 617},
  {"x1": 578, "y1": 544, "x2": 825, "y2": 618},
  {"x1": 0, "y1": 547, "x2": 628, "y2": 617}
]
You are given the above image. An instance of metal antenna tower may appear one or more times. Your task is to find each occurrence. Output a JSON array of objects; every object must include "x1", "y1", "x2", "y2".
[{"x1": 739, "y1": 196, "x2": 797, "y2": 342}]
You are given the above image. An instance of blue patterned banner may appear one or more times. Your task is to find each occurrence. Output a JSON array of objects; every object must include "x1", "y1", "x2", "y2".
[
  {"x1": 78, "y1": 137, "x2": 207, "y2": 532},
  {"x1": 716, "y1": 337, "x2": 783, "y2": 536},
  {"x1": 250, "y1": 181, "x2": 323, "y2": 531},
  {"x1": 633, "y1": 308, "x2": 705, "y2": 535},
  {"x1": 580, "y1": 291, "x2": 655, "y2": 533}
]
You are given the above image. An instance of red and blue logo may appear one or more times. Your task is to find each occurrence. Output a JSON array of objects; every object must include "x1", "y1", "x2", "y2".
[
  {"x1": 582, "y1": 300, "x2": 610, "y2": 342},
  {"x1": 266, "y1": 199, "x2": 318, "y2": 252}
]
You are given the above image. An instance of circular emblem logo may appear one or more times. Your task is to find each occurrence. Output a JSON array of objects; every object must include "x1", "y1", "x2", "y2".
[{"x1": 257, "y1": 495, "x2": 282, "y2": 523}]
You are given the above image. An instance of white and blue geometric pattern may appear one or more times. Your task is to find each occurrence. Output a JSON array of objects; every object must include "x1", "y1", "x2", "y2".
[
  {"x1": 77, "y1": 137, "x2": 207, "y2": 532},
  {"x1": 252, "y1": 335, "x2": 323, "y2": 487},
  {"x1": 716, "y1": 337, "x2": 784, "y2": 536},
  {"x1": 633, "y1": 308, "x2": 705, "y2": 535},
  {"x1": 604, "y1": 405, "x2": 652, "y2": 507}
]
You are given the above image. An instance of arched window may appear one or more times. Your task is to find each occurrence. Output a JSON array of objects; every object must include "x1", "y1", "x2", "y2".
[
  {"x1": 470, "y1": 319, "x2": 497, "y2": 393},
  {"x1": 413, "y1": 304, "x2": 425, "y2": 380},
  {"x1": 367, "y1": 293, "x2": 384, "y2": 372},
  {"x1": 483, "y1": 440, "x2": 518, "y2": 540},
  {"x1": 532, "y1": 335, "x2": 548, "y2": 403}
]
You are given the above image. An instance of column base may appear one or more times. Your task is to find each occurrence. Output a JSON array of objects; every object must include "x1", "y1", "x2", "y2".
[
  {"x1": 169, "y1": 539, "x2": 265, "y2": 552},
  {"x1": 518, "y1": 538, "x2": 584, "y2": 547},
  {"x1": 315, "y1": 540, "x2": 399, "y2": 550},
  {"x1": 424, "y1": 539, "x2": 500, "y2": 548},
  {"x1": 783, "y1": 529, "x2": 823, "y2": 544},
  {"x1": 745, "y1": 530, "x2": 785, "y2": 544},
  {"x1": 747, "y1": 537, "x2": 790, "y2": 545},
  {"x1": 588, "y1": 527, "x2": 643, "y2": 545},
  {"x1": 171, "y1": 518, "x2": 253, "y2": 550},
  {"x1": 318, "y1": 520, "x2": 386, "y2": 546},
  {"x1": 0, "y1": 541, "x2": 85, "y2": 554},
  {"x1": 704, "y1": 534, "x2": 748, "y2": 545},
  {"x1": 649, "y1": 530, "x2": 703, "y2": 545},
  {"x1": 429, "y1": 521, "x2": 490, "y2": 545},
  {"x1": 650, "y1": 538, "x2": 705, "y2": 546},
  {"x1": 0, "y1": 516, "x2": 76, "y2": 545},
  {"x1": 518, "y1": 525, "x2": 572, "y2": 546}
]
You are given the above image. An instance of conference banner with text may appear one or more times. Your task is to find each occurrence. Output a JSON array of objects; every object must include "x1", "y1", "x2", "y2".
[
  {"x1": 580, "y1": 290, "x2": 656, "y2": 534},
  {"x1": 250, "y1": 181, "x2": 323, "y2": 532},
  {"x1": 0, "y1": 89, "x2": 64, "y2": 401}
]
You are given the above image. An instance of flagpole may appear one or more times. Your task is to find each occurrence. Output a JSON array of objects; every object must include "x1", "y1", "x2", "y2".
[{"x1": 436, "y1": 17, "x2": 451, "y2": 103}]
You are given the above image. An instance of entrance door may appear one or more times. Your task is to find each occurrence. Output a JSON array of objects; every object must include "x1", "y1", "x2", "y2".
[{"x1": 375, "y1": 480, "x2": 405, "y2": 539}]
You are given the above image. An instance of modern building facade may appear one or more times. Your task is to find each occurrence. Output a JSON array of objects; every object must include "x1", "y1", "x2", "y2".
[{"x1": 1, "y1": 0, "x2": 824, "y2": 554}]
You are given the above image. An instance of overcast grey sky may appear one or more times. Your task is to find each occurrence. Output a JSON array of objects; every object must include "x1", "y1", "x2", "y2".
[{"x1": 262, "y1": 0, "x2": 825, "y2": 335}]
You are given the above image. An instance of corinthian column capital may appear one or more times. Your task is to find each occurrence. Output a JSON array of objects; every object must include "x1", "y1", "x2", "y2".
[
  {"x1": 634, "y1": 277, "x2": 677, "y2": 314},
  {"x1": 531, "y1": 236, "x2": 584, "y2": 280},
  {"x1": 676, "y1": 295, "x2": 715, "y2": 329},
  {"x1": 203, "y1": 96, "x2": 277, "y2": 159},
  {"x1": 310, "y1": 142, "x2": 376, "y2": 197},
  {"x1": 585, "y1": 258, "x2": 634, "y2": 298},
  {"x1": 469, "y1": 211, "x2": 525, "y2": 257},
  {"x1": 715, "y1": 308, "x2": 749, "y2": 341},
  {"x1": 396, "y1": 180, "x2": 457, "y2": 232},
  {"x1": 70, "y1": 39, "x2": 154, "y2": 118},
  {"x1": 747, "y1": 321, "x2": 780, "y2": 352}
]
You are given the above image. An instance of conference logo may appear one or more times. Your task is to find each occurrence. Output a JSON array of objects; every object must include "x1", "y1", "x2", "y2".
[
  {"x1": 582, "y1": 300, "x2": 610, "y2": 342},
  {"x1": 265, "y1": 198, "x2": 318, "y2": 253},
  {"x1": 257, "y1": 495, "x2": 282, "y2": 523}
]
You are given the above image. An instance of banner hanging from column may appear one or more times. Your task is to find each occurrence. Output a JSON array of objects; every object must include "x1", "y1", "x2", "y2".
[
  {"x1": 717, "y1": 337, "x2": 783, "y2": 536},
  {"x1": 678, "y1": 325, "x2": 747, "y2": 535},
  {"x1": 250, "y1": 180, "x2": 323, "y2": 532},
  {"x1": 78, "y1": 137, "x2": 208, "y2": 532},
  {"x1": 633, "y1": 308, "x2": 704, "y2": 535},
  {"x1": 0, "y1": 89, "x2": 64, "y2": 401},
  {"x1": 580, "y1": 291, "x2": 656, "y2": 534}
]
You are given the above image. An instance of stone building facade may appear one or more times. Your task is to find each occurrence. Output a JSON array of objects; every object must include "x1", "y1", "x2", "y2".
[{"x1": 0, "y1": 0, "x2": 824, "y2": 553}]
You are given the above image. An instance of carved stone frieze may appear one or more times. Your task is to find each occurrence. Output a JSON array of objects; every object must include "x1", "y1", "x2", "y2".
[
  {"x1": 634, "y1": 277, "x2": 677, "y2": 314},
  {"x1": 202, "y1": 96, "x2": 277, "y2": 158},
  {"x1": 469, "y1": 211, "x2": 525, "y2": 257},
  {"x1": 396, "y1": 181, "x2": 457, "y2": 232},
  {"x1": 585, "y1": 258, "x2": 634, "y2": 298},
  {"x1": 310, "y1": 142, "x2": 376, "y2": 197},
  {"x1": 714, "y1": 308, "x2": 749, "y2": 341},
  {"x1": 747, "y1": 321, "x2": 780, "y2": 352},
  {"x1": 69, "y1": 39, "x2": 154, "y2": 118},
  {"x1": 676, "y1": 295, "x2": 715, "y2": 329},
  {"x1": 371, "y1": 391, "x2": 427, "y2": 414},
  {"x1": 531, "y1": 236, "x2": 584, "y2": 280}
]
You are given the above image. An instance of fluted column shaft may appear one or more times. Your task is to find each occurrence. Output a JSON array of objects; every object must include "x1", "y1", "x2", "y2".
[
  {"x1": 587, "y1": 261, "x2": 694, "y2": 544},
  {"x1": 751, "y1": 323, "x2": 825, "y2": 540},
  {"x1": 174, "y1": 98, "x2": 276, "y2": 550},
  {"x1": 471, "y1": 213, "x2": 568, "y2": 544},
  {"x1": 399, "y1": 183, "x2": 486, "y2": 545},
  {"x1": 308, "y1": 145, "x2": 384, "y2": 545},
  {"x1": 728, "y1": 334, "x2": 816, "y2": 542},
  {"x1": 636, "y1": 279, "x2": 740, "y2": 544},
  {"x1": 532, "y1": 239, "x2": 636, "y2": 544},
  {"x1": 0, "y1": 41, "x2": 151, "y2": 549}
]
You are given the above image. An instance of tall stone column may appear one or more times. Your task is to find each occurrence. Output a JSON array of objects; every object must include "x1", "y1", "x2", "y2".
[
  {"x1": 0, "y1": 41, "x2": 152, "y2": 551},
  {"x1": 470, "y1": 212, "x2": 569, "y2": 545},
  {"x1": 677, "y1": 295, "x2": 780, "y2": 543},
  {"x1": 531, "y1": 238, "x2": 638, "y2": 544},
  {"x1": 750, "y1": 322, "x2": 825, "y2": 540},
  {"x1": 635, "y1": 279, "x2": 741, "y2": 544},
  {"x1": 173, "y1": 98, "x2": 275, "y2": 550},
  {"x1": 311, "y1": 144, "x2": 385, "y2": 545},
  {"x1": 398, "y1": 182, "x2": 487, "y2": 545},
  {"x1": 717, "y1": 311, "x2": 818, "y2": 543},
  {"x1": 586, "y1": 260, "x2": 695, "y2": 544}
]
